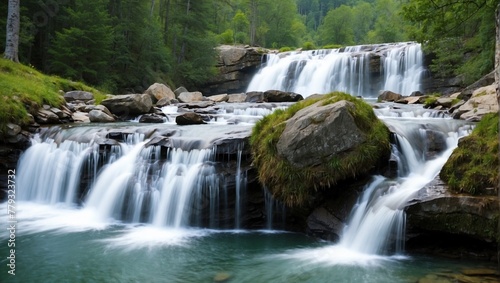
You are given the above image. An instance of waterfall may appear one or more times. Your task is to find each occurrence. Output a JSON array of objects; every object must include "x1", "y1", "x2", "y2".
[
  {"x1": 15, "y1": 127, "x2": 252, "y2": 229},
  {"x1": 247, "y1": 42, "x2": 425, "y2": 98},
  {"x1": 337, "y1": 118, "x2": 472, "y2": 255}
]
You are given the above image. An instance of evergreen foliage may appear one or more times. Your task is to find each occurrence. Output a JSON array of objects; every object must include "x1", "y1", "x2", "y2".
[{"x1": 2, "y1": 0, "x2": 495, "y2": 91}]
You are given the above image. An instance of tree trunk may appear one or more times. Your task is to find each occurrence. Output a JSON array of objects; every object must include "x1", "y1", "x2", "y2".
[
  {"x1": 496, "y1": 4, "x2": 500, "y2": 273},
  {"x1": 4, "y1": 0, "x2": 20, "y2": 62}
]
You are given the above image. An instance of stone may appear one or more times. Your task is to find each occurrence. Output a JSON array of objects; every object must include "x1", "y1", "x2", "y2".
[
  {"x1": 264, "y1": 90, "x2": 303, "y2": 102},
  {"x1": 245, "y1": 91, "x2": 265, "y2": 103},
  {"x1": 175, "y1": 112, "x2": 206, "y2": 125},
  {"x1": 227, "y1": 93, "x2": 247, "y2": 103},
  {"x1": 101, "y1": 93, "x2": 153, "y2": 116},
  {"x1": 456, "y1": 84, "x2": 499, "y2": 120},
  {"x1": 404, "y1": 96, "x2": 421, "y2": 104},
  {"x1": 88, "y1": 110, "x2": 115, "y2": 123},
  {"x1": 213, "y1": 272, "x2": 231, "y2": 282},
  {"x1": 50, "y1": 107, "x2": 66, "y2": 118},
  {"x1": 378, "y1": 90, "x2": 403, "y2": 102},
  {"x1": 174, "y1": 86, "x2": 189, "y2": 97},
  {"x1": 177, "y1": 91, "x2": 204, "y2": 103},
  {"x1": 277, "y1": 100, "x2": 366, "y2": 167},
  {"x1": 5, "y1": 123, "x2": 21, "y2": 137},
  {"x1": 177, "y1": 101, "x2": 215, "y2": 109},
  {"x1": 139, "y1": 113, "x2": 165, "y2": 123},
  {"x1": 206, "y1": 94, "x2": 229, "y2": 103},
  {"x1": 410, "y1": 91, "x2": 425, "y2": 96},
  {"x1": 72, "y1": 111, "x2": 90, "y2": 123},
  {"x1": 36, "y1": 109, "x2": 60, "y2": 124},
  {"x1": 63, "y1": 91, "x2": 94, "y2": 102},
  {"x1": 436, "y1": 97, "x2": 454, "y2": 108},
  {"x1": 156, "y1": 97, "x2": 171, "y2": 107},
  {"x1": 145, "y1": 83, "x2": 175, "y2": 103}
]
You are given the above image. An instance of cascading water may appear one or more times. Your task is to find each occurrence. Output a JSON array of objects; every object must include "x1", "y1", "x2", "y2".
[{"x1": 247, "y1": 42, "x2": 425, "y2": 98}]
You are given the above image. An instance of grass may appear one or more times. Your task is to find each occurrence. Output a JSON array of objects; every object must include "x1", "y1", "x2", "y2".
[
  {"x1": 0, "y1": 58, "x2": 106, "y2": 131},
  {"x1": 440, "y1": 113, "x2": 499, "y2": 195},
  {"x1": 250, "y1": 92, "x2": 391, "y2": 207}
]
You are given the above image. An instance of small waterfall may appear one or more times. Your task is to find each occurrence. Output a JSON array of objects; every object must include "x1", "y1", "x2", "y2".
[
  {"x1": 338, "y1": 119, "x2": 472, "y2": 255},
  {"x1": 247, "y1": 42, "x2": 425, "y2": 98},
  {"x1": 264, "y1": 188, "x2": 286, "y2": 230}
]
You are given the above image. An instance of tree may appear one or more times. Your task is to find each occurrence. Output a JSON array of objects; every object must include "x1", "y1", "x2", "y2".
[
  {"x1": 48, "y1": 0, "x2": 113, "y2": 86},
  {"x1": 318, "y1": 5, "x2": 354, "y2": 46},
  {"x1": 4, "y1": 0, "x2": 20, "y2": 62}
]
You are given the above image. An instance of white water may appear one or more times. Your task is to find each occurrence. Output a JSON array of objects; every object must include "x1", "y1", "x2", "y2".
[{"x1": 247, "y1": 42, "x2": 425, "y2": 98}]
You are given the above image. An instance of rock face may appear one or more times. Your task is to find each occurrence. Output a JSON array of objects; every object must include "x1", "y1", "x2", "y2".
[
  {"x1": 101, "y1": 93, "x2": 153, "y2": 116},
  {"x1": 145, "y1": 83, "x2": 175, "y2": 103},
  {"x1": 277, "y1": 100, "x2": 366, "y2": 167},
  {"x1": 405, "y1": 178, "x2": 498, "y2": 259},
  {"x1": 202, "y1": 45, "x2": 265, "y2": 95}
]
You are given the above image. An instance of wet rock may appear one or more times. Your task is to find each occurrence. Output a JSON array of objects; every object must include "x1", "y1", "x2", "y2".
[
  {"x1": 213, "y1": 272, "x2": 231, "y2": 282},
  {"x1": 403, "y1": 96, "x2": 421, "y2": 104},
  {"x1": 101, "y1": 93, "x2": 153, "y2": 116},
  {"x1": 456, "y1": 84, "x2": 498, "y2": 121},
  {"x1": 264, "y1": 90, "x2": 303, "y2": 102},
  {"x1": 88, "y1": 110, "x2": 115, "y2": 123},
  {"x1": 175, "y1": 112, "x2": 206, "y2": 125},
  {"x1": 410, "y1": 91, "x2": 425, "y2": 96},
  {"x1": 145, "y1": 83, "x2": 175, "y2": 103},
  {"x1": 5, "y1": 123, "x2": 21, "y2": 137},
  {"x1": 178, "y1": 91, "x2": 204, "y2": 103},
  {"x1": 378, "y1": 90, "x2": 403, "y2": 102},
  {"x1": 178, "y1": 101, "x2": 215, "y2": 109},
  {"x1": 63, "y1": 91, "x2": 94, "y2": 102},
  {"x1": 436, "y1": 97, "x2": 454, "y2": 108},
  {"x1": 139, "y1": 113, "x2": 165, "y2": 123},
  {"x1": 277, "y1": 100, "x2": 365, "y2": 167},
  {"x1": 245, "y1": 91, "x2": 265, "y2": 103}
]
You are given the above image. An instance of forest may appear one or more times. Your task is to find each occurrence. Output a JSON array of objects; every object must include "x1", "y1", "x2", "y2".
[{"x1": 1, "y1": 0, "x2": 497, "y2": 93}]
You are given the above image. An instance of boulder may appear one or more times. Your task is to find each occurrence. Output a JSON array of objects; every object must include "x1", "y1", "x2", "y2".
[
  {"x1": 245, "y1": 91, "x2": 265, "y2": 103},
  {"x1": 139, "y1": 114, "x2": 165, "y2": 123},
  {"x1": 72, "y1": 111, "x2": 90, "y2": 123},
  {"x1": 175, "y1": 112, "x2": 206, "y2": 125},
  {"x1": 174, "y1": 86, "x2": 189, "y2": 97},
  {"x1": 35, "y1": 109, "x2": 60, "y2": 124},
  {"x1": 63, "y1": 91, "x2": 94, "y2": 102},
  {"x1": 155, "y1": 97, "x2": 171, "y2": 107},
  {"x1": 378, "y1": 90, "x2": 403, "y2": 102},
  {"x1": 264, "y1": 90, "x2": 303, "y2": 102},
  {"x1": 101, "y1": 93, "x2": 153, "y2": 116},
  {"x1": 207, "y1": 94, "x2": 229, "y2": 103},
  {"x1": 403, "y1": 96, "x2": 421, "y2": 104},
  {"x1": 435, "y1": 97, "x2": 454, "y2": 108},
  {"x1": 227, "y1": 93, "x2": 247, "y2": 103},
  {"x1": 277, "y1": 100, "x2": 366, "y2": 167},
  {"x1": 88, "y1": 110, "x2": 115, "y2": 123},
  {"x1": 177, "y1": 91, "x2": 204, "y2": 103},
  {"x1": 455, "y1": 84, "x2": 498, "y2": 120},
  {"x1": 145, "y1": 83, "x2": 175, "y2": 103},
  {"x1": 5, "y1": 123, "x2": 21, "y2": 137}
]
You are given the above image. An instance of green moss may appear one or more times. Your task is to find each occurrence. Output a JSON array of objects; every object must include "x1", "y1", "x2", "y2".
[
  {"x1": 440, "y1": 113, "x2": 499, "y2": 195},
  {"x1": 0, "y1": 58, "x2": 106, "y2": 131},
  {"x1": 279, "y1": 46, "x2": 294, "y2": 53},
  {"x1": 423, "y1": 93, "x2": 441, "y2": 107},
  {"x1": 322, "y1": 44, "x2": 343, "y2": 49},
  {"x1": 250, "y1": 92, "x2": 391, "y2": 207}
]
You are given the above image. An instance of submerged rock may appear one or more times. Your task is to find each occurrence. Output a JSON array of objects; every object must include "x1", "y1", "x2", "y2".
[{"x1": 175, "y1": 112, "x2": 206, "y2": 125}]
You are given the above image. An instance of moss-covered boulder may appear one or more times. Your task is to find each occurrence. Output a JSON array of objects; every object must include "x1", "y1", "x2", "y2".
[
  {"x1": 250, "y1": 92, "x2": 390, "y2": 207},
  {"x1": 440, "y1": 112, "x2": 499, "y2": 195}
]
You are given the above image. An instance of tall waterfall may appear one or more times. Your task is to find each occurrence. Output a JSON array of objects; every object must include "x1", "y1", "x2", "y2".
[{"x1": 247, "y1": 42, "x2": 424, "y2": 98}]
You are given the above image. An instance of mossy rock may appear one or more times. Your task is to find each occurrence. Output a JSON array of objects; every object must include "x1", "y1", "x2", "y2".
[
  {"x1": 250, "y1": 92, "x2": 390, "y2": 207},
  {"x1": 440, "y1": 112, "x2": 499, "y2": 195}
]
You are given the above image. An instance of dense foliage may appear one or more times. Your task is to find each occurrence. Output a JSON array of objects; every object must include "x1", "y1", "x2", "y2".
[
  {"x1": 250, "y1": 92, "x2": 390, "y2": 207},
  {"x1": 0, "y1": 0, "x2": 496, "y2": 91}
]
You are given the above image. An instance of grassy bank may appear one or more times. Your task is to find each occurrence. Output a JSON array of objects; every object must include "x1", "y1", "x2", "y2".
[
  {"x1": 440, "y1": 113, "x2": 499, "y2": 195},
  {"x1": 0, "y1": 58, "x2": 106, "y2": 130},
  {"x1": 250, "y1": 92, "x2": 390, "y2": 207}
]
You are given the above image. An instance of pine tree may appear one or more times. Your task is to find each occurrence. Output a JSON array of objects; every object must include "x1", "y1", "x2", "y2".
[{"x1": 48, "y1": 0, "x2": 113, "y2": 86}]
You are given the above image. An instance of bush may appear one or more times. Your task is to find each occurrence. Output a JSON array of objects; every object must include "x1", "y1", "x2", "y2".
[{"x1": 302, "y1": 41, "x2": 316, "y2": 50}]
